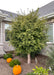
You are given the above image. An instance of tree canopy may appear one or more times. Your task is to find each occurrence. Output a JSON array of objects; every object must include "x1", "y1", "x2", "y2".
[{"x1": 10, "y1": 9, "x2": 48, "y2": 55}]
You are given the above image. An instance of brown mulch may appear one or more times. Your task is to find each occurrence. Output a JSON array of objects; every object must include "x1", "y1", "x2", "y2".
[{"x1": 0, "y1": 55, "x2": 48, "y2": 75}]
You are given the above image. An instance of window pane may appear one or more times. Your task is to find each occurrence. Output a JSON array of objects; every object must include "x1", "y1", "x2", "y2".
[
  {"x1": 5, "y1": 24, "x2": 10, "y2": 41},
  {"x1": 47, "y1": 23, "x2": 53, "y2": 42},
  {"x1": 5, "y1": 24, "x2": 9, "y2": 29}
]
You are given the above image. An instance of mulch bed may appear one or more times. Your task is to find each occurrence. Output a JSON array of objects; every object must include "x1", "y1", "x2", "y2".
[{"x1": 0, "y1": 54, "x2": 49, "y2": 75}]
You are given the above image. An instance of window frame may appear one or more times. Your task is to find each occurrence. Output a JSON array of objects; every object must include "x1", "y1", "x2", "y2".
[{"x1": 46, "y1": 22, "x2": 54, "y2": 44}]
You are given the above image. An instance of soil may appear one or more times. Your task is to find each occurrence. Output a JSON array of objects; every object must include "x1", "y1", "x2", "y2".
[{"x1": 0, "y1": 55, "x2": 49, "y2": 75}]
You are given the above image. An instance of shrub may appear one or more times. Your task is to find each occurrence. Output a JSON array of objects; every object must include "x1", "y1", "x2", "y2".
[
  {"x1": 15, "y1": 52, "x2": 27, "y2": 58},
  {"x1": 32, "y1": 66, "x2": 49, "y2": 75},
  {"x1": 3, "y1": 53, "x2": 13, "y2": 59},
  {"x1": 15, "y1": 53, "x2": 20, "y2": 56},
  {"x1": 26, "y1": 72, "x2": 35, "y2": 75},
  {"x1": 9, "y1": 59, "x2": 21, "y2": 67},
  {"x1": 20, "y1": 53, "x2": 27, "y2": 58},
  {"x1": 31, "y1": 50, "x2": 40, "y2": 59}
]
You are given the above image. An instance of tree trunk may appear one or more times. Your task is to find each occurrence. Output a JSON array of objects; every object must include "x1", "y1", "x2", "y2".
[
  {"x1": 35, "y1": 57, "x2": 38, "y2": 65},
  {"x1": 27, "y1": 53, "x2": 31, "y2": 64}
]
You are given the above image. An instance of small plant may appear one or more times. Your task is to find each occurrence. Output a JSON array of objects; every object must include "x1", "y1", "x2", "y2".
[
  {"x1": 9, "y1": 59, "x2": 21, "y2": 67},
  {"x1": 32, "y1": 66, "x2": 49, "y2": 75},
  {"x1": 26, "y1": 72, "x2": 35, "y2": 75},
  {"x1": 27, "y1": 66, "x2": 49, "y2": 75},
  {"x1": 3, "y1": 53, "x2": 13, "y2": 59}
]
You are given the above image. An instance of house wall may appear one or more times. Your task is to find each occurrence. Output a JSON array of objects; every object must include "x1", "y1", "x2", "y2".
[
  {"x1": 41, "y1": 18, "x2": 54, "y2": 56},
  {"x1": 2, "y1": 21, "x2": 10, "y2": 42},
  {"x1": 0, "y1": 18, "x2": 54, "y2": 55},
  {"x1": 2, "y1": 21, "x2": 14, "y2": 51},
  {"x1": 0, "y1": 22, "x2": 5, "y2": 43},
  {"x1": 2, "y1": 22, "x2": 5, "y2": 42},
  {"x1": 41, "y1": 43, "x2": 54, "y2": 56},
  {"x1": 0, "y1": 21, "x2": 5, "y2": 50},
  {"x1": 0, "y1": 23, "x2": 1, "y2": 42}
]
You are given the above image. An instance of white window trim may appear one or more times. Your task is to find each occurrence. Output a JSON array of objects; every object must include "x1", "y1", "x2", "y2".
[
  {"x1": 53, "y1": 23, "x2": 54, "y2": 43},
  {"x1": 1, "y1": 22, "x2": 2, "y2": 43}
]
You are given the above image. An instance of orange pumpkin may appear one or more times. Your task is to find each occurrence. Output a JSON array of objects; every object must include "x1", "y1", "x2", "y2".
[
  {"x1": 7, "y1": 58, "x2": 12, "y2": 63},
  {"x1": 13, "y1": 65, "x2": 22, "y2": 75}
]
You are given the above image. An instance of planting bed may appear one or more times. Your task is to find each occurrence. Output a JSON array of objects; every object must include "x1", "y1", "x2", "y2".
[{"x1": 0, "y1": 55, "x2": 48, "y2": 75}]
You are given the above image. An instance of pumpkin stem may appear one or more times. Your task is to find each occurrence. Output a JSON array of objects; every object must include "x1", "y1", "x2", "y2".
[{"x1": 17, "y1": 65, "x2": 18, "y2": 66}]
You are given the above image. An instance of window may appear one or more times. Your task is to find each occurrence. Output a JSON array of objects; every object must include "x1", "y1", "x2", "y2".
[
  {"x1": 5, "y1": 24, "x2": 10, "y2": 41},
  {"x1": 47, "y1": 23, "x2": 53, "y2": 42},
  {"x1": 5, "y1": 24, "x2": 9, "y2": 29}
]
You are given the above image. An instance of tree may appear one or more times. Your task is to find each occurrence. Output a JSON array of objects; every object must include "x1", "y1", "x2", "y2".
[{"x1": 10, "y1": 9, "x2": 48, "y2": 64}]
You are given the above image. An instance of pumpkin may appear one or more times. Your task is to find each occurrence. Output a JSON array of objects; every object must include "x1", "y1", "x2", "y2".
[
  {"x1": 7, "y1": 58, "x2": 12, "y2": 63},
  {"x1": 13, "y1": 65, "x2": 22, "y2": 75}
]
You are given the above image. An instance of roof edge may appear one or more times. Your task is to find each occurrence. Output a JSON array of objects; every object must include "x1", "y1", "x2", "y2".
[{"x1": 39, "y1": 12, "x2": 54, "y2": 18}]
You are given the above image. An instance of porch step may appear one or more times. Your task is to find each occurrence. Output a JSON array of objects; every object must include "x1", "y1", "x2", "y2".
[{"x1": 0, "y1": 50, "x2": 6, "y2": 57}]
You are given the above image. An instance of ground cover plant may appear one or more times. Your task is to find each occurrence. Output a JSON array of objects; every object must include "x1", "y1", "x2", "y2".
[
  {"x1": 9, "y1": 59, "x2": 21, "y2": 67},
  {"x1": 3, "y1": 53, "x2": 13, "y2": 59}
]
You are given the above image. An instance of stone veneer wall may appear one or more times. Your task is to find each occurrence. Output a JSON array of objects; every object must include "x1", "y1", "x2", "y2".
[
  {"x1": 0, "y1": 22, "x2": 5, "y2": 43},
  {"x1": 2, "y1": 22, "x2": 5, "y2": 42},
  {"x1": 0, "y1": 21, "x2": 5, "y2": 52},
  {"x1": 41, "y1": 43, "x2": 54, "y2": 56},
  {"x1": 0, "y1": 22, "x2": 1, "y2": 42},
  {"x1": 3, "y1": 41, "x2": 14, "y2": 52},
  {"x1": 41, "y1": 18, "x2": 54, "y2": 56}
]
